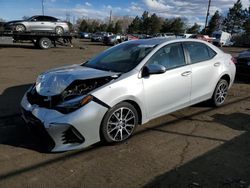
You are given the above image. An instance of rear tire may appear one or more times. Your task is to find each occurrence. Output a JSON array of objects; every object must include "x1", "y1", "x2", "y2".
[
  {"x1": 55, "y1": 26, "x2": 64, "y2": 35},
  {"x1": 211, "y1": 79, "x2": 229, "y2": 107},
  {"x1": 38, "y1": 37, "x2": 52, "y2": 49},
  {"x1": 101, "y1": 102, "x2": 138, "y2": 143}
]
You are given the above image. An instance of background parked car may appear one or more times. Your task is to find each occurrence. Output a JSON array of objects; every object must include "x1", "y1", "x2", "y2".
[
  {"x1": 91, "y1": 32, "x2": 111, "y2": 42},
  {"x1": 236, "y1": 49, "x2": 250, "y2": 80},
  {"x1": 154, "y1": 33, "x2": 176, "y2": 39},
  {"x1": 126, "y1": 34, "x2": 139, "y2": 41},
  {"x1": 4, "y1": 15, "x2": 69, "y2": 35},
  {"x1": 189, "y1": 34, "x2": 214, "y2": 43},
  {"x1": 103, "y1": 34, "x2": 125, "y2": 45},
  {"x1": 79, "y1": 32, "x2": 91, "y2": 39}
]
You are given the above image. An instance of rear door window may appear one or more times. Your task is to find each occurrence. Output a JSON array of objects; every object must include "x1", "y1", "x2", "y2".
[{"x1": 183, "y1": 42, "x2": 216, "y2": 64}]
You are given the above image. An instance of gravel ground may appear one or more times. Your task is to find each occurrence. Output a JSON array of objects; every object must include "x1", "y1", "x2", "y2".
[{"x1": 0, "y1": 39, "x2": 249, "y2": 188}]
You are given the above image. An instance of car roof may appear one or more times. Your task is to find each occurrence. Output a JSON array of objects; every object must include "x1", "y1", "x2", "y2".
[
  {"x1": 127, "y1": 38, "x2": 174, "y2": 45},
  {"x1": 31, "y1": 15, "x2": 57, "y2": 18},
  {"x1": 126, "y1": 38, "x2": 209, "y2": 46}
]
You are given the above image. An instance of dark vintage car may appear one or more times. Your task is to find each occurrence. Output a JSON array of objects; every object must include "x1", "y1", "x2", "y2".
[{"x1": 236, "y1": 49, "x2": 250, "y2": 80}]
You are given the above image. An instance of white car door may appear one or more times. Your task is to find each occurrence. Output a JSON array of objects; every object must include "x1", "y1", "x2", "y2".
[
  {"x1": 183, "y1": 42, "x2": 220, "y2": 104},
  {"x1": 142, "y1": 43, "x2": 191, "y2": 119}
]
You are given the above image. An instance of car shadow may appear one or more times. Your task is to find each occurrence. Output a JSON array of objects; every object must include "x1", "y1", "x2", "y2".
[
  {"x1": 144, "y1": 112, "x2": 250, "y2": 188},
  {"x1": 0, "y1": 43, "x2": 39, "y2": 49},
  {"x1": 235, "y1": 75, "x2": 250, "y2": 84},
  {"x1": 0, "y1": 83, "x2": 249, "y2": 183},
  {"x1": 0, "y1": 84, "x2": 107, "y2": 153},
  {"x1": 0, "y1": 84, "x2": 43, "y2": 151}
]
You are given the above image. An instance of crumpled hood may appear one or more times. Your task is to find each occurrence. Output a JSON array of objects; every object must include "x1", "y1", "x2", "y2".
[{"x1": 36, "y1": 64, "x2": 118, "y2": 96}]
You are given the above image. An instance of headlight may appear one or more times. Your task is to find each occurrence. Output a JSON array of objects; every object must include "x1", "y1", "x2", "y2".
[{"x1": 55, "y1": 95, "x2": 93, "y2": 114}]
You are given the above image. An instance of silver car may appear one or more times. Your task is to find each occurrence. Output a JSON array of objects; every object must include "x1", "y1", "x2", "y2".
[
  {"x1": 5, "y1": 15, "x2": 69, "y2": 35},
  {"x1": 21, "y1": 38, "x2": 236, "y2": 152}
]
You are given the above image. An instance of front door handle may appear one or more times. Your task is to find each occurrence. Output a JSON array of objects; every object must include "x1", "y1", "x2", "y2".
[
  {"x1": 41, "y1": 22, "x2": 44, "y2": 24},
  {"x1": 214, "y1": 62, "x2": 221, "y2": 67},
  {"x1": 181, "y1": 71, "x2": 192, "y2": 76}
]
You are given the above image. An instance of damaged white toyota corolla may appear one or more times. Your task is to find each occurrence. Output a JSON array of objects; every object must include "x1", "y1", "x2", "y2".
[{"x1": 21, "y1": 38, "x2": 236, "y2": 152}]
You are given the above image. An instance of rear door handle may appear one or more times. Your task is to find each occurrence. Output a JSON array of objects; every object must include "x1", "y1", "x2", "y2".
[
  {"x1": 214, "y1": 62, "x2": 221, "y2": 67},
  {"x1": 41, "y1": 22, "x2": 44, "y2": 24},
  {"x1": 181, "y1": 71, "x2": 192, "y2": 76}
]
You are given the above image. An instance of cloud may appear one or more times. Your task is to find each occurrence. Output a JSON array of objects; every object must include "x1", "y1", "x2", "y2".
[
  {"x1": 85, "y1": 2, "x2": 92, "y2": 7},
  {"x1": 130, "y1": 2, "x2": 143, "y2": 11},
  {"x1": 26, "y1": 0, "x2": 250, "y2": 26},
  {"x1": 142, "y1": 0, "x2": 250, "y2": 26}
]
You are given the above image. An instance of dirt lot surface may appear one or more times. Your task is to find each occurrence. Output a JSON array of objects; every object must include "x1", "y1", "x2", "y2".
[{"x1": 0, "y1": 40, "x2": 250, "y2": 188}]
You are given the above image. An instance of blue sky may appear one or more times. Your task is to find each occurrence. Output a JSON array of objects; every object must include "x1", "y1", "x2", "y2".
[{"x1": 0, "y1": 0, "x2": 249, "y2": 25}]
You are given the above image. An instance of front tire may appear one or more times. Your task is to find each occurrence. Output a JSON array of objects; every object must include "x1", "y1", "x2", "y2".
[
  {"x1": 211, "y1": 79, "x2": 229, "y2": 107},
  {"x1": 15, "y1": 24, "x2": 26, "y2": 32},
  {"x1": 101, "y1": 102, "x2": 138, "y2": 143}
]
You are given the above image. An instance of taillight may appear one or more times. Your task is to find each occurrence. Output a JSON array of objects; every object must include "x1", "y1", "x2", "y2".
[{"x1": 231, "y1": 57, "x2": 237, "y2": 64}]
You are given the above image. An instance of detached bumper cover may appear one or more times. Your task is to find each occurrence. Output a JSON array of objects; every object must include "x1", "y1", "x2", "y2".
[{"x1": 21, "y1": 94, "x2": 108, "y2": 152}]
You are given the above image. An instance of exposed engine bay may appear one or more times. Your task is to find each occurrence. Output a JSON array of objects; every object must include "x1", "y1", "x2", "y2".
[
  {"x1": 27, "y1": 76, "x2": 115, "y2": 110},
  {"x1": 61, "y1": 78, "x2": 112, "y2": 101}
]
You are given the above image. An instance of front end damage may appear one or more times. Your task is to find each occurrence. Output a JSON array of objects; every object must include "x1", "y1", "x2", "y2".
[{"x1": 21, "y1": 65, "x2": 119, "y2": 152}]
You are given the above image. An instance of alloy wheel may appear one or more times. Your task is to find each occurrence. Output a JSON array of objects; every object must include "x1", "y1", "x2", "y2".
[
  {"x1": 215, "y1": 81, "x2": 228, "y2": 105},
  {"x1": 107, "y1": 107, "x2": 136, "y2": 142}
]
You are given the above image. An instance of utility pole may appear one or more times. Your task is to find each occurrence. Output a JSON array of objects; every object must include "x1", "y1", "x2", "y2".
[
  {"x1": 109, "y1": 10, "x2": 112, "y2": 24},
  {"x1": 42, "y1": 0, "x2": 45, "y2": 15},
  {"x1": 204, "y1": 0, "x2": 211, "y2": 32}
]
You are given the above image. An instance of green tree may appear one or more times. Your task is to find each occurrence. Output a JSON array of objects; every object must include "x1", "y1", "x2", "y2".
[
  {"x1": 187, "y1": 23, "x2": 201, "y2": 34},
  {"x1": 107, "y1": 22, "x2": 114, "y2": 32},
  {"x1": 243, "y1": 18, "x2": 250, "y2": 34},
  {"x1": 128, "y1": 16, "x2": 141, "y2": 33},
  {"x1": 91, "y1": 20, "x2": 100, "y2": 33},
  {"x1": 99, "y1": 23, "x2": 107, "y2": 32},
  {"x1": 170, "y1": 18, "x2": 186, "y2": 34},
  {"x1": 243, "y1": 6, "x2": 250, "y2": 34},
  {"x1": 79, "y1": 19, "x2": 88, "y2": 32},
  {"x1": 114, "y1": 21, "x2": 122, "y2": 33},
  {"x1": 206, "y1": 10, "x2": 222, "y2": 35},
  {"x1": 148, "y1": 13, "x2": 162, "y2": 34},
  {"x1": 141, "y1": 11, "x2": 151, "y2": 34},
  {"x1": 161, "y1": 19, "x2": 172, "y2": 33},
  {"x1": 224, "y1": 0, "x2": 245, "y2": 34}
]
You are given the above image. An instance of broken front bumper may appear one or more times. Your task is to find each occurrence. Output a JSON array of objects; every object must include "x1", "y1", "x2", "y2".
[{"x1": 21, "y1": 94, "x2": 108, "y2": 152}]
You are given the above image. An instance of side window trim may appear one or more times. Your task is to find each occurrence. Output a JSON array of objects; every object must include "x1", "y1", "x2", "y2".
[{"x1": 181, "y1": 42, "x2": 191, "y2": 64}]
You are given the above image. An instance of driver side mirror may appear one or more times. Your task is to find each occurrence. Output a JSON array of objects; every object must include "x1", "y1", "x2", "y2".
[{"x1": 141, "y1": 64, "x2": 166, "y2": 77}]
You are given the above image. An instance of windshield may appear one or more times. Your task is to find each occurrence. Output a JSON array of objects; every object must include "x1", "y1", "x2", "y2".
[{"x1": 83, "y1": 42, "x2": 155, "y2": 73}]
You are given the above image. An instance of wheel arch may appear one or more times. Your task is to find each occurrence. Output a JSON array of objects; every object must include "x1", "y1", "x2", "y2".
[
  {"x1": 220, "y1": 74, "x2": 231, "y2": 85},
  {"x1": 15, "y1": 23, "x2": 26, "y2": 31},
  {"x1": 122, "y1": 100, "x2": 142, "y2": 125}
]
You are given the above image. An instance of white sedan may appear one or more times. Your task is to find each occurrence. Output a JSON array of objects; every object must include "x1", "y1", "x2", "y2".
[{"x1": 21, "y1": 38, "x2": 236, "y2": 152}]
